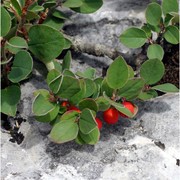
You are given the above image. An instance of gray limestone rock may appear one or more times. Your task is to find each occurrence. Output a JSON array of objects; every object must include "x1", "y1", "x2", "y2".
[{"x1": 1, "y1": 0, "x2": 179, "y2": 180}]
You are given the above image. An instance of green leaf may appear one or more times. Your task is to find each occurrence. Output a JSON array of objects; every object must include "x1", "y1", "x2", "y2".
[
  {"x1": 63, "y1": 38, "x2": 72, "y2": 50},
  {"x1": 76, "y1": 67, "x2": 96, "y2": 79},
  {"x1": 47, "y1": 69, "x2": 61, "y2": 87},
  {"x1": 43, "y1": 16, "x2": 64, "y2": 30},
  {"x1": 33, "y1": 89, "x2": 49, "y2": 97},
  {"x1": 140, "y1": 59, "x2": 165, "y2": 85},
  {"x1": 91, "y1": 77, "x2": 103, "y2": 98},
  {"x1": 147, "y1": 23, "x2": 161, "y2": 33},
  {"x1": 72, "y1": 0, "x2": 103, "y2": 14},
  {"x1": 49, "y1": 118, "x2": 79, "y2": 144},
  {"x1": 70, "y1": 79, "x2": 86, "y2": 104},
  {"x1": 57, "y1": 75, "x2": 81, "y2": 99},
  {"x1": 1, "y1": 7, "x2": 12, "y2": 37},
  {"x1": 152, "y1": 83, "x2": 179, "y2": 93},
  {"x1": 95, "y1": 96, "x2": 110, "y2": 111},
  {"x1": 79, "y1": 108, "x2": 97, "y2": 134},
  {"x1": 145, "y1": 2, "x2": 162, "y2": 26},
  {"x1": 138, "y1": 89, "x2": 158, "y2": 100},
  {"x1": 49, "y1": 76, "x2": 62, "y2": 94},
  {"x1": 35, "y1": 105, "x2": 59, "y2": 122},
  {"x1": 53, "y1": 59, "x2": 62, "y2": 73},
  {"x1": 164, "y1": 13, "x2": 174, "y2": 26},
  {"x1": 26, "y1": 11, "x2": 39, "y2": 21},
  {"x1": 63, "y1": 69, "x2": 75, "y2": 77},
  {"x1": 43, "y1": 1, "x2": 56, "y2": 9},
  {"x1": 60, "y1": 110, "x2": 80, "y2": 121},
  {"x1": 84, "y1": 78, "x2": 96, "y2": 97},
  {"x1": 1, "y1": 85, "x2": 21, "y2": 116},
  {"x1": 33, "y1": 94, "x2": 56, "y2": 116},
  {"x1": 147, "y1": 44, "x2": 164, "y2": 60},
  {"x1": 5, "y1": 36, "x2": 28, "y2": 54},
  {"x1": 10, "y1": 0, "x2": 22, "y2": 16},
  {"x1": 164, "y1": 25, "x2": 179, "y2": 44},
  {"x1": 79, "y1": 127, "x2": 100, "y2": 145},
  {"x1": 62, "y1": 51, "x2": 71, "y2": 71},
  {"x1": 119, "y1": 27, "x2": 147, "y2": 48},
  {"x1": 79, "y1": 98, "x2": 98, "y2": 112},
  {"x1": 106, "y1": 56, "x2": 129, "y2": 89},
  {"x1": 141, "y1": 25, "x2": 152, "y2": 38},
  {"x1": 28, "y1": 3, "x2": 44, "y2": 12},
  {"x1": 103, "y1": 92, "x2": 135, "y2": 118},
  {"x1": 8, "y1": 50, "x2": 33, "y2": 83},
  {"x1": 118, "y1": 78, "x2": 145, "y2": 100},
  {"x1": 75, "y1": 134, "x2": 86, "y2": 145},
  {"x1": 101, "y1": 78, "x2": 114, "y2": 97},
  {"x1": 170, "y1": 12, "x2": 179, "y2": 24},
  {"x1": 52, "y1": 9, "x2": 68, "y2": 19},
  {"x1": 128, "y1": 65, "x2": 134, "y2": 79},
  {"x1": 162, "y1": 0, "x2": 178, "y2": 15},
  {"x1": 63, "y1": 0, "x2": 83, "y2": 8},
  {"x1": 28, "y1": 25, "x2": 65, "y2": 63}
]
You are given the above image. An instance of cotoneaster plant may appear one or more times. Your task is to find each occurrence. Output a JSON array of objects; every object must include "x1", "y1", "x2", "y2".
[
  {"x1": 119, "y1": 0, "x2": 179, "y2": 100},
  {"x1": 1, "y1": 0, "x2": 103, "y2": 117},
  {"x1": 1, "y1": 0, "x2": 179, "y2": 145}
]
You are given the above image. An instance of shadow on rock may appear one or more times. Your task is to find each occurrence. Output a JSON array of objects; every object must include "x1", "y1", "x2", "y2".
[{"x1": 135, "y1": 100, "x2": 171, "y2": 119}]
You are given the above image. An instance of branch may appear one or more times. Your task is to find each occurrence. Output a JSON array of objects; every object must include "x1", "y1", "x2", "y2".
[{"x1": 64, "y1": 34, "x2": 121, "y2": 60}]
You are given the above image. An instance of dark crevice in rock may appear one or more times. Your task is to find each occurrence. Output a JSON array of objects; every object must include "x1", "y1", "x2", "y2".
[
  {"x1": 154, "y1": 141, "x2": 166, "y2": 150},
  {"x1": 1, "y1": 112, "x2": 26, "y2": 145}
]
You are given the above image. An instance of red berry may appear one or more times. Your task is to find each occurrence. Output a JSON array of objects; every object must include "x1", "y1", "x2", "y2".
[
  {"x1": 61, "y1": 101, "x2": 69, "y2": 107},
  {"x1": 119, "y1": 101, "x2": 135, "y2": 118},
  {"x1": 103, "y1": 108, "x2": 119, "y2": 124},
  {"x1": 69, "y1": 106, "x2": 81, "y2": 113},
  {"x1": 95, "y1": 117, "x2": 102, "y2": 130}
]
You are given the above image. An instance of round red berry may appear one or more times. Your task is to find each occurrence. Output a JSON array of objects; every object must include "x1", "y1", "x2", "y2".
[
  {"x1": 119, "y1": 101, "x2": 135, "y2": 118},
  {"x1": 103, "y1": 108, "x2": 119, "y2": 124}
]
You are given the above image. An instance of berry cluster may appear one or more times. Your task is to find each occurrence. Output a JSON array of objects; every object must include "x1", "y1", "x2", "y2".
[{"x1": 61, "y1": 100, "x2": 135, "y2": 130}]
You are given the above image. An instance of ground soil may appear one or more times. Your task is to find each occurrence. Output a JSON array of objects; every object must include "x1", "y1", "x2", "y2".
[{"x1": 159, "y1": 44, "x2": 179, "y2": 88}]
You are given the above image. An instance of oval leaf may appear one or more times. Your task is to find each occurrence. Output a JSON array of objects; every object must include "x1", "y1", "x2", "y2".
[
  {"x1": 138, "y1": 89, "x2": 158, "y2": 100},
  {"x1": 63, "y1": 0, "x2": 82, "y2": 8},
  {"x1": 147, "y1": 44, "x2": 164, "y2": 60},
  {"x1": 152, "y1": 83, "x2": 179, "y2": 93},
  {"x1": 84, "y1": 78, "x2": 96, "y2": 97},
  {"x1": 106, "y1": 56, "x2": 129, "y2": 89},
  {"x1": 57, "y1": 75, "x2": 81, "y2": 99},
  {"x1": 79, "y1": 98, "x2": 98, "y2": 112},
  {"x1": 62, "y1": 50, "x2": 71, "y2": 71},
  {"x1": 164, "y1": 25, "x2": 179, "y2": 44},
  {"x1": 140, "y1": 59, "x2": 165, "y2": 85},
  {"x1": 8, "y1": 50, "x2": 33, "y2": 83},
  {"x1": 28, "y1": 25, "x2": 65, "y2": 62},
  {"x1": 118, "y1": 78, "x2": 145, "y2": 100},
  {"x1": 119, "y1": 27, "x2": 147, "y2": 48},
  {"x1": 145, "y1": 3, "x2": 162, "y2": 26},
  {"x1": 72, "y1": 0, "x2": 103, "y2": 14},
  {"x1": 1, "y1": 85, "x2": 21, "y2": 116},
  {"x1": 5, "y1": 36, "x2": 28, "y2": 54},
  {"x1": 162, "y1": 0, "x2": 178, "y2": 15},
  {"x1": 33, "y1": 94, "x2": 56, "y2": 116},
  {"x1": 49, "y1": 118, "x2": 79, "y2": 144},
  {"x1": 95, "y1": 96, "x2": 110, "y2": 111},
  {"x1": 1, "y1": 7, "x2": 11, "y2": 37},
  {"x1": 79, "y1": 108, "x2": 97, "y2": 134},
  {"x1": 10, "y1": 0, "x2": 22, "y2": 15},
  {"x1": 35, "y1": 105, "x2": 59, "y2": 122},
  {"x1": 79, "y1": 127, "x2": 100, "y2": 145}
]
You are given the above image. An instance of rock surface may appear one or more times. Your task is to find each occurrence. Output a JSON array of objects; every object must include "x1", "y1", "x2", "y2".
[{"x1": 1, "y1": 0, "x2": 180, "y2": 180}]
